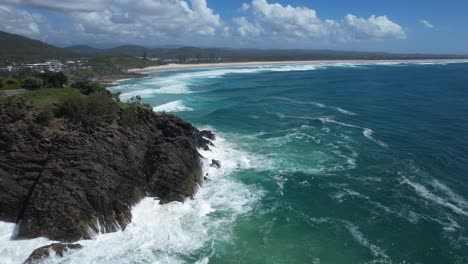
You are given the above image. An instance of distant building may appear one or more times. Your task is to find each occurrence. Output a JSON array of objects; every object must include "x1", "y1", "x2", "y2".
[
  {"x1": 0, "y1": 66, "x2": 16, "y2": 72},
  {"x1": 20, "y1": 60, "x2": 63, "y2": 72}
]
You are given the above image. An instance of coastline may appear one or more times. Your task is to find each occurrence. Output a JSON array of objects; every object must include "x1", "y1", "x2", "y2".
[
  {"x1": 127, "y1": 59, "x2": 468, "y2": 73},
  {"x1": 90, "y1": 72, "x2": 148, "y2": 87}
]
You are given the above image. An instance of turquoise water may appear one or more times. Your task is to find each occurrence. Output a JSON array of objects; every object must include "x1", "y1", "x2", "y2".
[{"x1": 110, "y1": 61, "x2": 468, "y2": 264}]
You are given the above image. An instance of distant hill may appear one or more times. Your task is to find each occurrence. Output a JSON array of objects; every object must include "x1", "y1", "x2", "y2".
[
  {"x1": 1, "y1": 30, "x2": 467, "y2": 68},
  {"x1": 0, "y1": 31, "x2": 76, "y2": 65},
  {"x1": 65, "y1": 45, "x2": 102, "y2": 54}
]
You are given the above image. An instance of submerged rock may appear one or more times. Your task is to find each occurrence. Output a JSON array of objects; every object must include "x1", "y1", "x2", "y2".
[
  {"x1": 0, "y1": 102, "x2": 213, "y2": 242},
  {"x1": 210, "y1": 159, "x2": 221, "y2": 169},
  {"x1": 24, "y1": 243, "x2": 83, "y2": 264}
]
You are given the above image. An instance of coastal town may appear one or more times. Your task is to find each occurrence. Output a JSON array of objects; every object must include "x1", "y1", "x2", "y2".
[{"x1": 0, "y1": 59, "x2": 89, "y2": 73}]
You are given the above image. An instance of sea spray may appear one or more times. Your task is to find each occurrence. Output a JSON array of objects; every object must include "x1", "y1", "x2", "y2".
[
  {"x1": 153, "y1": 100, "x2": 194, "y2": 112},
  {"x1": 0, "y1": 133, "x2": 263, "y2": 264}
]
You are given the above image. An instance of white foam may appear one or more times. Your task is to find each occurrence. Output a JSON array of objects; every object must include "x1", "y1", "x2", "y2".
[
  {"x1": 113, "y1": 60, "x2": 468, "y2": 101},
  {"x1": 0, "y1": 222, "x2": 55, "y2": 264},
  {"x1": 0, "y1": 132, "x2": 263, "y2": 264},
  {"x1": 402, "y1": 177, "x2": 468, "y2": 217},
  {"x1": 153, "y1": 100, "x2": 193, "y2": 112},
  {"x1": 345, "y1": 222, "x2": 390, "y2": 262},
  {"x1": 119, "y1": 85, "x2": 190, "y2": 101},
  {"x1": 266, "y1": 97, "x2": 357, "y2": 116},
  {"x1": 273, "y1": 175, "x2": 288, "y2": 196},
  {"x1": 363, "y1": 128, "x2": 388, "y2": 148},
  {"x1": 316, "y1": 117, "x2": 388, "y2": 148}
]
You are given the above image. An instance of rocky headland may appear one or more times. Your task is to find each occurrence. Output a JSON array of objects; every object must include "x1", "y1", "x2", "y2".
[{"x1": 0, "y1": 87, "x2": 214, "y2": 262}]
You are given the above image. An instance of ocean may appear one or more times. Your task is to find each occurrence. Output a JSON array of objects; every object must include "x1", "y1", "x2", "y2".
[{"x1": 1, "y1": 61, "x2": 468, "y2": 263}]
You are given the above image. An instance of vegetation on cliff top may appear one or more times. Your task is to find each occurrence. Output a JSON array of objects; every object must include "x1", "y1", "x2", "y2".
[
  {"x1": 0, "y1": 75, "x2": 211, "y2": 243},
  {"x1": 0, "y1": 72, "x2": 68, "y2": 91},
  {"x1": 1, "y1": 75, "x2": 151, "y2": 128}
]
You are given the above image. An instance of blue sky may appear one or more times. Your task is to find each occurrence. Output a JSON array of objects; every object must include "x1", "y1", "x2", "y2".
[{"x1": 1, "y1": 0, "x2": 467, "y2": 54}]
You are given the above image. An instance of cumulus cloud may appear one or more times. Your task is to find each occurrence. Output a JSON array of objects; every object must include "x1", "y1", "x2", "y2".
[
  {"x1": 2, "y1": 0, "x2": 225, "y2": 44},
  {"x1": 342, "y1": 14, "x2": 407, "y2": 40},
  {"x1": 235, "y1": 0, "x2": 406, "y2": 42},
  {"x1": 0, "y1": 5, "x2": 48, "y2": 37},
  {"x1": 419, "y1": 19, "x2": 434, "y2": 29},
  {"x1": 1, "y1": 0, "x2": 105, "y2": 12},
  {"x1": 0, "y1": 0, "x2": 407, "y2": 47},
  {"x1": 234, "y1": 17, "x2": 262, "y2": 37}
]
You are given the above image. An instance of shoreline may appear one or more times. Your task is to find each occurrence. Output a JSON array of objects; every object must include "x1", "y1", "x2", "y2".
[
  {"x1": 90, "y1": 72, "x2": 148, "y2": 87},
  {"x1": 127, "y1": 59, "x2": 468, "y2": 73}
]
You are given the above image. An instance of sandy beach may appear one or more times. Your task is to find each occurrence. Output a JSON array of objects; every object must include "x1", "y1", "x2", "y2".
[{"x1": 127, "y1": 59, "x2": 468, "y2": 73}]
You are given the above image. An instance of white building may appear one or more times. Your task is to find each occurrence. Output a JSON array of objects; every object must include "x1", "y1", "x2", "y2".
[{"x1": 20, "y1": 60, "x2": 63, "y2": 72}]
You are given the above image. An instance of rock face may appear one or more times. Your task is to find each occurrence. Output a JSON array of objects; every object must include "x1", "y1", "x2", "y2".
[
  {"x1": 24, "y1": 243, "x2": 83, "y2": 264},
  {"x1": 0, "y1": 105, "x2": 213, "y2": 242}
]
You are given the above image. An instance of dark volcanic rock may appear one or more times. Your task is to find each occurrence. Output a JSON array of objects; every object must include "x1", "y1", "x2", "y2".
[
  {"x1": 200, "y1": 130, "x2": 216, "y2": 141},
  {"x1": 24, "y1": 243, "x2": 82, "y2": 264},
  {"x1": 210, "y1": 159, "x2": 221, "y2": 169},
  {"x1": 0, "y1": 103, "x2": 213, "y2": 242}
]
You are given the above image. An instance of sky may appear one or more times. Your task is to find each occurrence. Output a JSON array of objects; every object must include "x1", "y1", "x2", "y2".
[{"x1": 0, "y1": 0, "x2": 467, "y2": 54}]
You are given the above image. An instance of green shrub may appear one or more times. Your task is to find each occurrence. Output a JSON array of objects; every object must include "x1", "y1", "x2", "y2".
[
  {"x1": 4, "y1": 78, "x2": 21, "y2": 89},
  {"x1": 57, "y1": 93, "x2": 118, "y2": 127},
  {"x1": 72, "y1": 81, "x2": 108, "y2": 95},
  {"x1": 111, "y1": 92, "x2": 121, "y2": 102},
  {"x1": 126, "y1": 95, "x2": 151, "y2": 110},
  {"x1": 21, "y1": 77, "x2": 43, "y2": 90},
  {"x1": 39, "y1": 71, "x2": 67, "y2": 88},
  {"x1": 6, "y1": 79, "x2": 17, "y2": 85}
]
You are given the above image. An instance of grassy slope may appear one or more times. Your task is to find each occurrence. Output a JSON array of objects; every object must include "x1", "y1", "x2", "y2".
[{"x1": 17, "y1": 88, "x2": 83, "y2": 110}]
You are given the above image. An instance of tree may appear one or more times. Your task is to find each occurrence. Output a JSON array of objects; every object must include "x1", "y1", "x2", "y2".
[
  {"x1": 40, "y1": 71, "x2": 67, "y2": 88},
  {"x1": 72, "y1": 81, "x2": 107, "y2": 95},
  {"x1": 127, "y1": 95, "x2": 151, "y2": 110},
  {"x1": 21, "y1": 77, "x2": 42, "y2": 90}
]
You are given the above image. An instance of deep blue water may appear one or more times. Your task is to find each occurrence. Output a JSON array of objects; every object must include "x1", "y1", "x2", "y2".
[{"x1": 110, "y1": 61, "x2": 468, "y2": 264}]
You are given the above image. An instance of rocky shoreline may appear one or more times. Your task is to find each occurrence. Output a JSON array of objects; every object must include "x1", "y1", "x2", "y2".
[
  {"x1": 90, "y1": 72, "x2": 148, "y2": 87},
  {"x1": 0, "y1": 94, "x2": 215, "y2": 262}
]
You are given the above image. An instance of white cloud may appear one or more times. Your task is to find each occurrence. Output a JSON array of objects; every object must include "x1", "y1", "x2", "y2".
[
  {"x1": 342, "y1": 14, "x2": 407, "y2": 40},
  {"x1": 1, "y1": 0, "x2": 105, "y2": 12},
  {"x1": 240, "y1": 3, "x2": 250, "y2": 12},
  {"x1": 235, "y1": 0, "x2": 406, "y2": 42},
  {"x1": 2, "y1": 0, "x2": 225, "y2": 44},
  {"x1": 419, "y1": 19, "x2": 434, "y2": 29},
  {"x1": 0, "y1": 5, "x2": 49, "y2": 36},
  {"x1": 0, "y1": 0, "x2": 407, "y2": 47},
  {"x1": 234, "y1": 17, "x2": 262, "y2": 37}
]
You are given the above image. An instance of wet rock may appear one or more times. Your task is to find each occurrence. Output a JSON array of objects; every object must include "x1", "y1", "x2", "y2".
[
  {"x1": 24, "y1": 243, "x2": 82, "y2": 264},
  {"x1": 200, "y1": 130, "x2": 216, "y2": 141},
  {"x1": 210, "y1": 159, "x2": 221, "y2": 169}
]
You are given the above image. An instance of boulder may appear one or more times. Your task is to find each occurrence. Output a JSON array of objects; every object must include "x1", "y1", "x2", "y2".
[
  {"x1": 210, "y1": 159, "x2": 221, "y2": 169},
  {"x1": 24, "y1": 243, "x2": 82, "y2": 264}
]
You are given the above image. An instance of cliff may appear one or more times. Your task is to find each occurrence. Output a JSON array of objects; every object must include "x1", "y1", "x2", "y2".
[{"x1": 0, "y1": 89, "x2": 213, "y2": 242}]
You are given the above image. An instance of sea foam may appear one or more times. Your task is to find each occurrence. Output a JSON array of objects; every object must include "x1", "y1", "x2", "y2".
[
  {"x1": 0, "y1": 132, "x2": 262, "y2": 264},
  {"x1": 402, "y1": 177, "x2": 468, "y2": 217},
  {"x1": 112, "y1": 60, "x2": 468, "y2": 100},
  {"x1": 153, "y1": 100, "x2": 193, "y2": 112}
]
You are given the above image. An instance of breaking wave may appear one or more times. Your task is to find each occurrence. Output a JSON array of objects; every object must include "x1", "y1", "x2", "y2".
[
  {"x1": 153, "y1": 100, "x2": 193, "y2": 112},
  {"x1": 0, "y1": 133, "x2": 263, "y2": 264}
]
